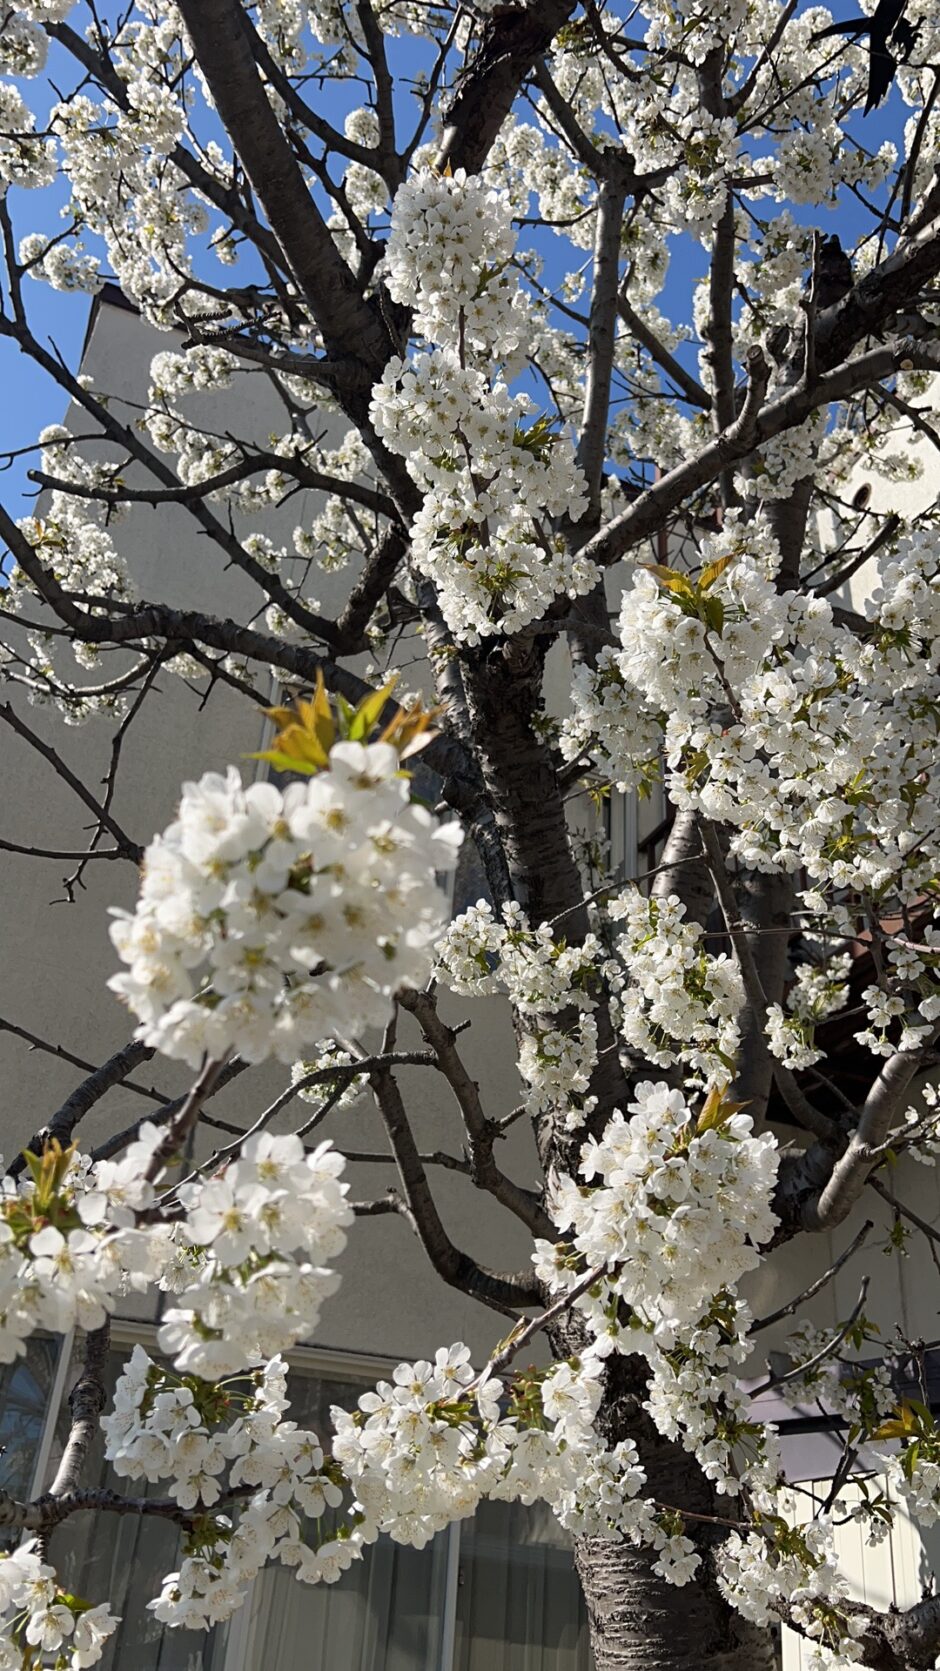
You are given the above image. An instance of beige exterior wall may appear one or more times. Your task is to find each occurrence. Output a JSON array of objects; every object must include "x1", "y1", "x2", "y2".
[
  {"x1": 4, "y1": 298, "x2": 940, "y2": 1643},
  {"x1": 6, "y1": 295, "x2": 940, "y2": 1358},
  {"x1": 0, "y1": 293, "x2": 540, "y2": 1364}
]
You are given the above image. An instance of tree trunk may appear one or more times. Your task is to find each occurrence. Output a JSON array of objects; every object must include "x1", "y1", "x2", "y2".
[
  {"x1": 568, "y1": 1358, "x2": 777, "y2": 1671},
  {"x1": 574, "y1": 1531, "x2": 776, "y2": 1671},
  {"x1": 462, "y1": 637, "x2": 586, "y2": 930}
]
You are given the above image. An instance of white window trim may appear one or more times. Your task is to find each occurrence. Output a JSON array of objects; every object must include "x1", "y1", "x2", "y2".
[
  {"x1": 607, "y1": 788, "x2": 638, "y2": 883},
  {"x1": 28, "y1": 1328, "x2": 74, "y2": 1498}
]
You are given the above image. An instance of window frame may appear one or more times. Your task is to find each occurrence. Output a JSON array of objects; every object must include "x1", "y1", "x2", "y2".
[{"x1": 29, "y1": 1325, "x2": 470, "y2": 1671}]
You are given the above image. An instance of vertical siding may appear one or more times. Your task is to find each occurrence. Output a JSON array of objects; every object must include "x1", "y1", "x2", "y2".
[{"x1": 780, "y1": 1477, "x2": 929, "y2": 1669}]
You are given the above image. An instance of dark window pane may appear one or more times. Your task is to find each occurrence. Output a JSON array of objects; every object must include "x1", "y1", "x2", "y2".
[{"x1": 0, "y1": 1336, "x2": 62, "y2": 1503}]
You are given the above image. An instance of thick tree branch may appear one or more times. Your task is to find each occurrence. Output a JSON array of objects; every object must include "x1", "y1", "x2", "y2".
[
  {"x1": 437, "y1": 2, "x2": 577, "y2": 175},
  {"x1": 9, "y1": 1041, "x2": 155, "y2": 1180},
  {"x1": 398, "y1": 989, "x2": 553, "y2": 1238},
  {"x1": 369, "y1": 1055, "x2": 540, "y2": 1314},
  {"x1": 618, "y1": 291, "x2": 712, "y2": 411},
  {"x1": 582, "y1": 335, "x2": 924, "y2": 569},
  {"x1": 45, "y1": 1323, "x2": 111, "y2": 1506},
  {"x1": 175, "y1": 0, "x2": 391, "y2": 373},
  {"x1": 577, "y1": 177, "x2": 627, "y2": 513}
]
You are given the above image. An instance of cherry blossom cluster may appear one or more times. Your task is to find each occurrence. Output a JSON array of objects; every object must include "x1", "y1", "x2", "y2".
[
  {"x1": 157, "y1": 1134, "x2": 352, "y2": 1378},
  {"x1": 101, "y1": 1335, "x2": 702, "y2": 1622},
  {"x1": 329, "y1": 1345, "x2": 688, "y2": 1582},
  {"x1": 7, "y1": 429, "x2": 132, "y2": 610},
  {"x1": 0, "y1": 1126, "x2": 168, "y2": 1365},
  {"x1": 534, "y1": 1081, "x2": 779, "y2": 1345},
  {"x1": 606, "y1": 888, "x2": 744, "y2": 1075},
  {"x1": 561, "y1": 525, "x2": 940, "y2": 919},
  {"x1": 108, "y1": 740, "x2": 461, "y2": 1068},
  {"x1": 384, "y1": 169, "x2": 522, "y2": 363},
  {"x1": 901, "y1": 1081, "x2": 940, "y2": 1166},
  {"x1": 439, "y1": 893, "x2": 744, "y2": 1121},
  {"x1": 0, "y1": 1111, "x2": 354, "y2": 1382},
  {"x1": 438, "y1": 899, "x2": 604, "y2": 1126},
  {"x1": 765, "y1": 954, "x2": 853, "y2": 1071},
  {"x1": 371, "y1": 349, "x2": 593, "y2": 642},
  {"x1": 0, "y1": 79, "x2": 54, "y2": 188},
  {"x1": 878, "y1": 1412, "x2": 940, "y2": 1531},
  {"x1": 2, "y1": 422, "x2": 140, "y2": 719},
  {"x1": 0, "y1": 1542, "x2": 117, "y2": 1670},
  {"x1": 778, "y1": 1318, "x2": 895, "y2": 1437},
  {"x1": 640, "y1": 1293, "x2": 785, "y2": 1506},
  {"x1": 717, "y1": 1521, "x2": 869, "y2": 1671},
  {"x1": 371, "y1": 172, "x2": 594, "y2": 641},
  {"x1": 104, "y1": 1351, "x2": 360, "y2": 1628},
  {"x1": 290, "y1": 1042, "x2": 368, "y2": 1113}
]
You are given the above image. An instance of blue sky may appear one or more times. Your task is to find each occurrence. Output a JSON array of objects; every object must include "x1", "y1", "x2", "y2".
[{"x1": 0, "y1": 7, "x2": 911, "y2": 522}]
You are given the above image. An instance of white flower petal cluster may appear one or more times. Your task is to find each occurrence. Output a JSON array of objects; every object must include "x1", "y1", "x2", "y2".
[
  {"x1": 149, "y1": 345, "x2": 238, "y2": 400},
  {"x1": 332, "y1": 1343, "x2": 655, "y2": 1552},
  {"x1": 439, "y1": 900, "x2": 601, "y2": 1012},
  {"x1": 718, "y1": 1521, "x2": 867, "y2": 1666},
  {"x1": 158, "y1": 1136, "x2": 352, "y2": 1377},
  {"x1": 901, "y1": 1082, "x2": 940, "y2": 1166},
  {"x1": 0, "y1": 1094, "x2": 351, "y2": 1382},
  {"x1": 881, "y1": 1448, "x2": 940, "y2": 1529},
  {"x1": 109, "y1": 742, "x2": 461, "y2": 1067},
  {"x1": 384, "y1": 170, "x2": 520, "y2": 359},
  {"x1": 371, "y1": 349, "x2": 592, "y2": 642},
  {"x1": 0, "y1": 79, "x2": 55, "y2": 187},
  {"x1": 438, "y1": 900, "x2": 603, "y2": 1125},
  {"x1": 107, "y1": 1352, "x2": 359, "y2": 1628},
  {"x1": 290, "y1": 1041, "x2": 367, "y2": 1111},
  {"x1": 765, "y1": 953, "x2": 852, "y2": 1070},
  {"x1": 371, "y1": 171, "x2": 593, "y2": 642},
  {"x1": 0, "y1": 1543, "x2": 117, "y2": 1669},
  {"x1": 561, "y1": 649, "x2": 664, "y2": 794},
  {"x1": 778, "y1": 1321, "x2": 895, "y2": 1427},
  {"x1": 536, "y1": 1082, "x2": 779, "y2": 1342},
  {"x1": 607, "y1": 889, "x2": 744, "y2": 1073},
  {"x1": 0, "y1": 12, "x2": 47, "y2": 77},
  {"x1": 3, "y1": 432, "x2": 133, "y2": 724},
  {"x1": 19, "y1": 231, "x2": 101, "y2": 292},
  {"x1": 105, "y1": 1342, "x2": 663, "y2": 1630},
  {"x1": 440, "y1": 892, "x2": 745, "y2": 1120},
  {"x1": 0, "y1": 1125, "x2": 168, "y2": 1363},
  {"x1": 561, "y1": 524, "x2": 940, "y2": 908}
]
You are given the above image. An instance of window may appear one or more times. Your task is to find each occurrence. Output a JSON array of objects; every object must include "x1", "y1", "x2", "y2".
[
  {"x1": 35, "y1": 1338, "x2": 227, "y2": 1671},
  {"x1": 12, "y1": 1341, "x2": 595, "y2": 1671},
  {"x1": 0, "y1": 1334, "x2": 64, "y2": 1501},
  {"x1": 453, "y1": 1499, "x2": 593, "y2": 1671}
]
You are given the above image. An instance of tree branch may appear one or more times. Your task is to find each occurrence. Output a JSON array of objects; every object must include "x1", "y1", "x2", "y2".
[
  {"x1": 0, "y1": 702, "x2": 143, "y2": 863},
  {"x1": 398, "y1": 989, "x2": 553, "y2": 1238},
  {"x1": 175, "y1": 0, "x2": 391, "y2": 374},
  {"x1": 369, "y1": 1052, "x2": 540, "y2": 1315}
]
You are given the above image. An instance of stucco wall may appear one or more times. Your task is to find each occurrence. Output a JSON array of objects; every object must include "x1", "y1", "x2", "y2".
[
  {"x1": 0, "y1": 294, "x2": 540, "y2": 1362},
  {"x1": 3, "y1": 293, "x2": 940, "y2": 1385}
]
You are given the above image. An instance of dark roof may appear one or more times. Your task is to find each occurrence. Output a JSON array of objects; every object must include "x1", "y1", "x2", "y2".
[{"x1": 80, "y1": 278, "x2": 139, "y2": 362}]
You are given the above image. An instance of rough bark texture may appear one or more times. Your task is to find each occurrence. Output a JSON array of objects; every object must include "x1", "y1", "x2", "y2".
[
  {"x1": 572, "y1": 1363, "x2": 777, "y2": 1671},
  {"x1": 462, "y1": 640, "x2": 585, "y2": 928},
  {"x1": 575, "y1": 1532, "x2": 776, "y2": 1671},
  {"x1": 734, "y1": 866, "x2": 795, "y2": 1117}
]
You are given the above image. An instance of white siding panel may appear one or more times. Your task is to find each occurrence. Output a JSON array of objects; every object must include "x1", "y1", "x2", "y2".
[{"x1": 780, "y1": 1477, "x2": 931, "y2": 1670}]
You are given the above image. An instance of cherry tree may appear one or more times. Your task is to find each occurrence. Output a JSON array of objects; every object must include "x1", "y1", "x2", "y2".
[{"x1": 2, "y1": 1, "x2": 940, "y2": 1668}]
